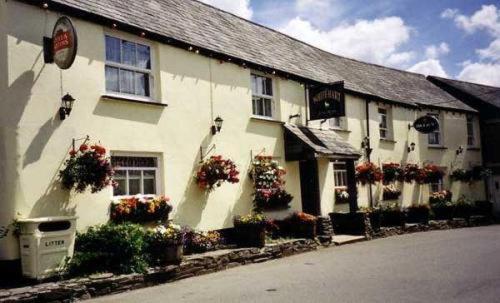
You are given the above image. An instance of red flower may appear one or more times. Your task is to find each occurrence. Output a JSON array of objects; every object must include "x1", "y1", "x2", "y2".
[
  {"x1": 79, "y1": 144, "x2": 89, "y2": 152},
  {"x1": 69, "y1": 149, "x2": 77, "y2": 157}
]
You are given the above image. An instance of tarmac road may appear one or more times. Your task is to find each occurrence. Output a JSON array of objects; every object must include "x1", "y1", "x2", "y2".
[{"x1": 89, "y1": 225, "x2": 500, "y2": 303}]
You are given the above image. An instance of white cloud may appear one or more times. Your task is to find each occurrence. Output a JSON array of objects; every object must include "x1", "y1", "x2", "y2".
[
  {"x1": 442, "y1": 5, "x2": 500, "y2": 37},
  {"x1": 477, "y1": 39, "x2": 500, "y2": 61},
  {"x1": 295, "y1": 0, "x2": 341, "y2": 27},
  {"x1": 425, "y1": 42, "x2": 450, "y2": 59},
  {"x1": 458, "y1": 62, "x2": 500, "y2": 86},
  {"x1": 408, "y1": 59, "x2": 448, "y2": 77},
  {"x1": 279, "y1": 16, "x2": 412, "y2": 67},
  {"x1": 198, "y1": 0, "x2": 253, "y2": 19}
]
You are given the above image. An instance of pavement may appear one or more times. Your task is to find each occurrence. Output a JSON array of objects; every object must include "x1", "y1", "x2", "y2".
[{"x1": 89, "y1": 225, "x2": 500, "y2": 303}]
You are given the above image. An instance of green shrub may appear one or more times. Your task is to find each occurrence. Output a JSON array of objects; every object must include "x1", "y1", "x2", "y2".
[{"x1": 66, "y1": 223, "x2": 148, "y2": 276}]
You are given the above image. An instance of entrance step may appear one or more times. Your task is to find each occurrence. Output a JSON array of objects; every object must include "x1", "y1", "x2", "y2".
[{"x1": 332, "y1": 235, "x2": 366, "y2": 246}]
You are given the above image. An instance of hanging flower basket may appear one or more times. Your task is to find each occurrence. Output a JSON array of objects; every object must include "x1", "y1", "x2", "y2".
[
  {"x1": 194, "y1": 155, "x2": 240, "y2": 192},
  {"x1": 59, "y1": 143, "x2": 115, "y2": 193},
  {"x1": 110, "y1": 195, "x2": 173, "y2": 223},
  {"x1": 402, "y1": 164, "x2": 422, "y2": 183},
  {"x1": 450, "y1": 169, "x2": 470, "y2": 182},
  {"x1": 355, "y1": 162, "x2": 383, "y2": 185},
  {"x1": 420, "y1": 164, "x2": 445, "y2": 184},
  {"x1": 250, "y1": 155, "x2": 293, "y2": 210},
  {"x1": 382, "y1": 162, "x2": 404, "y2": 183}
]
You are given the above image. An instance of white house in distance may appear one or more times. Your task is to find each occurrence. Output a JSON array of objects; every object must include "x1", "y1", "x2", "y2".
[{"x1": 0, "y1": 0, "x2": 488, "y2": 273}]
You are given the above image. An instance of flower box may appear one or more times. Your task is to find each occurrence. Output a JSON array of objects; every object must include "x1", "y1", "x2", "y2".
[
  {"x1": 164, "y1": 245, "x2": 183, "y2": 265},
  {"x1": 110, "y1": 195, "x2": 172, "y2": 224},
  {"x1": 431, "y1": 204, "x2": 453, "y2": 220},
  {"x1": 380, "y1": 208, "x2": 404, "y2": 227},
  {"x1": 235, "y1": 224, "x2": 266, "y2": 248},
  {"x1": 405, "y1": 205, "x2": 430, "y2": 224}
]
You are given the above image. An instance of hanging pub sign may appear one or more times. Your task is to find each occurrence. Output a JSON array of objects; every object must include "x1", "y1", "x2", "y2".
[
  {"x1": 308, "y1": 81, "x2": 345, "y2": 121},
  {"x1": 47, "y1": 16, "x2": 78, "y2": 70},
  {"x1": 413, "y1": 115, "x2": 440, "y2": 134}
]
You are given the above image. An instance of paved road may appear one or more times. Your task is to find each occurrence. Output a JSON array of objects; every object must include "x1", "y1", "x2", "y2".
[{"x1": 90, "y1": 226, "x2": 500, "y2": 303}]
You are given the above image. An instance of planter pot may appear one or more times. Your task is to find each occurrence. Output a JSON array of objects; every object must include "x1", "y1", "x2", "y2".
[
  {"x1": 406, "y1": 208, "x2": 430, "y2": 224},
  {"x1": 453, "y1": 204, "x2": 473, "y2": 220},
  {"x1": 381, "y1": 210, "x2": 404, "y2": 227},
  {"x1": 431, "y1": 205, "x2": 453, "y2": 220},
  {"x1": 330, "y1": 212, "x2": 367, "y2": 235},
  {"x1": 369, "y1": 211, "x2": 381, "y2": 232},
  {"x1": 293, "y1": 222, "x2": 317, "y2": 239},
  {"x1": 165, "y1": 245, "x2": 183, "y2": 265},
  {"x1": 235, "y1": 224, "x2": 266, "y2": 248}
]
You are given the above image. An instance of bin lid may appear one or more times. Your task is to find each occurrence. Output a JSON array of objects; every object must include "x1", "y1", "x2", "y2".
[{"x1": 17, "y1": 216, "x2": 78, "y2": 223}]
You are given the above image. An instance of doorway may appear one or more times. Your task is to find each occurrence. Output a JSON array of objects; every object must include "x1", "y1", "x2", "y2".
[{"x1": 299, "y1": 159, "x2": 321, "y2": 216}]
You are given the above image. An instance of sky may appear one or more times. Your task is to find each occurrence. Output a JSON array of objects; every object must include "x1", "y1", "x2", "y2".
[{"x1": 198, "y1": 0, "x2": 500, "y2": 87}]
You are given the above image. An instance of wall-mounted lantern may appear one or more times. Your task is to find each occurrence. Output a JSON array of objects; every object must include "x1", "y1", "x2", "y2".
[
  {"x1": 361, "y1": 136, "x2": 372, "y2": 158},
  {"x1": 59, "y1": 93, "x2": 75, "y2": 120},
  {"x1": 211, "y1": 116, "x2": 224, "y2": 135},
  {"x1": 407, "y1": 142, "x2": 416, "y2": 153},
  {"x1": 456, "y1": 146, "x2": 464, "y2": 156}
]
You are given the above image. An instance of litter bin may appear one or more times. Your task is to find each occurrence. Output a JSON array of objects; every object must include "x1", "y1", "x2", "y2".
[{"x1": 18, "y1": 216, "x2": 77, "y2": 280}]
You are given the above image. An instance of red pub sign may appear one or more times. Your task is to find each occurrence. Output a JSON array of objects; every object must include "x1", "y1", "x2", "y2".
[{"x1": 51, "y1": 16, "x2": 78, "y2": 70}]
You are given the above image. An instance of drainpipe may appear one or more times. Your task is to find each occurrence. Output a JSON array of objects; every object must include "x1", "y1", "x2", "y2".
[{"x1": 365, "y1": 99, "x2": 374, "y2": 208}]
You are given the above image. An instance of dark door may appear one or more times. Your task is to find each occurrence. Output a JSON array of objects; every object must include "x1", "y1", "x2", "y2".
[{"x1": 299, "y1": 159, "x2": 321, "y2": 216}]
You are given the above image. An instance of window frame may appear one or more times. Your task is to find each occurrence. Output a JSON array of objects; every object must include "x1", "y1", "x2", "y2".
[
  {"x1": 333, "y1": 162, "x2": 348, "y2": 189},
  {"x1": 111, "y1": 153, "x2": 162, "y2": 198},
  {"x1": 427, "y1": 113, "x2": 442, "y2": 146},
  {"x1": 378, "y1": 107, "x2": 389, "y2": 139},
  {"x1": 466, "y1": 114, "x2": 475, "y2": 147},
  {"x1": 104, "y1": 34, "x2": 155, "y2": 102},
  {"x1": 251, "y1": 73, "x2": 275, "y2": 119}
]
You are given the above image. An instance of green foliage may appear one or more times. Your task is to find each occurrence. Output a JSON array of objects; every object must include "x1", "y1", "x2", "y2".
[{"x1": 66, "y1": 223, "x2": 148, "y2": 276}]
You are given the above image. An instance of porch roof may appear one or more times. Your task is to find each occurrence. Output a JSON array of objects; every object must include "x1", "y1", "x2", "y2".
[{"x1": 284, "y1": 124, "x2": 361, "y2": 160}]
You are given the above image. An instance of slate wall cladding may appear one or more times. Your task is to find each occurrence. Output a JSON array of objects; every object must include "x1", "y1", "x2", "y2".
[{"x1": 0, "y1": 239, "x2": 318, "y2": 303}]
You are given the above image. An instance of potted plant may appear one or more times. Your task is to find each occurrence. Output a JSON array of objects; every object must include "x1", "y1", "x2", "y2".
[
  {"x1": 233, "y1": 213, "x2": 267, "y2": 247},
  {"x1": 110, "y1": 195, "x2": 173, "y2": 224},
  {"x1": 145, "y1": 223, "x2": 184, "y2": 265},
  {"x1": 382, "y1": 185, "x2": 402, "y2": 201},
  {"x1": 382, "y1": 162, "x2": 404, "y2": 183},
  {"x1": 429, "y1": 190, "x2": 453, "y2": 220},
  {"x1": 453, "y1": 196, "x2": 474, "y2": 220},
  {"x1": 355, "y1": 162, "x2": 383, "y2": 185},
  {"x1": 253, "y1": 189, "x2": 293, "y2": 211},
  {"x1": 380, "y1": 203, "x2": 404, "y2": 227},
  {"x1": 405, "y1": 204, "x2": 430, "y2": 224},
  {"x1": 181, "y1": 228, "x2": 222, "y2": 254},
  {"x1": 59, "y1": 143, "x2": 115, "y2": 193},
  {"x1": 194, "y1": 155, "x2": 240, "y2": 192},
  {"x1": 285, "y1": 212, "x2": 317, "y2": 239}
]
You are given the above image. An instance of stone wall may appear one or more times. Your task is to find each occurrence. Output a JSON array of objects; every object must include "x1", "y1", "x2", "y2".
[{"x1": 0, "y1": 239, "x2": 317, "y2": 303}]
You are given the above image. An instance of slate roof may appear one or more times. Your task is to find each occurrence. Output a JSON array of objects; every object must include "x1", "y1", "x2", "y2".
[
  {"x1": 30, "y1": 0, "x2": 474, "y2": 112},
  {"x1": 428, "y1": 76, "x2": 500, "y2": 109},
  {"x1": 284, "y1": 124, "x2": 361, "y2": 159}
]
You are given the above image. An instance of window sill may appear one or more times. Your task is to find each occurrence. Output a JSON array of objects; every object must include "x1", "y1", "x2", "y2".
[
  {"x1": 102, "y1": 95, "x2": 168, "y2": 107},
  {"x1": 380, "y1": 138, "x2": 397, "y2": 143},
  {"x1": 330, "y1": 128, "x2": 351, "y2": 133},
  {"x1": 428, "y1": 145, "x2": 448, "y2": 150},
  {"x1": 467, "y1": 147, "x2": 481, "y2": 151},
  {"x1": 250, "y1": 116, "x2": 284, "y2": 124}
]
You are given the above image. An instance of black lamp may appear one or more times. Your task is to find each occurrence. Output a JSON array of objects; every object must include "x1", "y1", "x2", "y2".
[
  {"x1": 59, "y1": 93, "x2": 75, "y2": 120},
  {"x1": 407, "y1": 142, "x2": 416, "y2": 153},
  {"x1": 211, "y1": 116, "x2": 224, "y2": 135}
]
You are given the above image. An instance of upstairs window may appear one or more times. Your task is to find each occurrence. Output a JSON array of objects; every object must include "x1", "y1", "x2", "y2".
[
  {"x1": 378, "y1": 107, "x2": 390, "y2": 139},
  {"x1": 466, "y1": 115, "x2": 475, "y2": 146},
  {"x1": 428, "y1": 113, "x2": 442, "y2": 146},
  {"x1": 333, "y1": 162, "x2": 348, "y2": 189},
  {"x1": 112, "y1": 155, "x2": 159, "y2": 196},
  {"x1": 105, "y1": 35, "x2": 152, "y2": 98},
  {"x1": 251, "y1": 74, "x2": 274, "y2": 118}
]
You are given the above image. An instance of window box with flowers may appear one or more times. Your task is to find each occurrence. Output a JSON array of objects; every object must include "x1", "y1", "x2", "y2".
[
  {"x1": 382, "y1": 184, "x2": 402, "y2": 201},
  {"x1": 110, "y1": 195, "x2": 173, "y2": 223},
  {"x1": 59, "y1": 143, "x2": 115, "y2": 193},
  {"x1": 233, "y1": 213, "x2": 268, "y2": 248},
  {"x1": 144, "y1": 223, "x2": 184, "y2": 265},
  {"x1": 250, "y1": 155, "x2": 293, "y2": 211},
  {"x1": 194, "y1": 155, "x2": 240, "y2": 192},
  {"x1": 355, "y1": 162, "x2": 383, "y2": 185}
]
